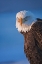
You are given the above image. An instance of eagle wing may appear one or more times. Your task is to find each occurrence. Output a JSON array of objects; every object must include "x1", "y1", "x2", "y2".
[{"x1": 31, "y1": 18, "x2": 42, "y2": 50}]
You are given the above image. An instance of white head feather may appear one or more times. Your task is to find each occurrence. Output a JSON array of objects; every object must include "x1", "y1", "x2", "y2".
[{"x1": 16, "y1": 10, "x2": 36, "y2": 32}]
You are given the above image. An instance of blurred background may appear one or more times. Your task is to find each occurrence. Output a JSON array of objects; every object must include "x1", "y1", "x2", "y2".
[{"x1": 0, "y1": 0, "x2": 42, "y2": 64}]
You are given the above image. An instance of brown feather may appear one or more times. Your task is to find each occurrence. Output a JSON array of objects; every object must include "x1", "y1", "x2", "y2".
[{"x1": 21, "y1": 18, "x2": 42, "y2": 64}]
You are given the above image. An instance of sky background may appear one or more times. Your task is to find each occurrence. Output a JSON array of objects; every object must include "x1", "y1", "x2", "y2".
[
  {"x1": 0, "y1": 0, "x2": 42, "y2": 63},
  {"x1": 0, "y1": 0, "x2": 42, "y2": 12}
]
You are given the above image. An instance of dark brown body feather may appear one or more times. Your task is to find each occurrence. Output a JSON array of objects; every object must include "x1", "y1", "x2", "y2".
[{"x1": 21, "y1": 18, "x2": 42, "y2": 64}]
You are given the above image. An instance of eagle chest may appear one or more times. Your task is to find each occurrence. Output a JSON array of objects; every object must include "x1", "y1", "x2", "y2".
[{"x1": 24, "y1": 31, "x2": 35, "y2": 50}]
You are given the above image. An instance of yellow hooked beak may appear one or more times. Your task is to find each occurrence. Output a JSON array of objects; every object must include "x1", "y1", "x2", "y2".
[{"x1": 18, "y1": 18, "x2": 22, "y2": 26}]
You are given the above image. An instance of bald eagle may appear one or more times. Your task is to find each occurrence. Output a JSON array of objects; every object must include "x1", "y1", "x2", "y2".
[{"x1": 16, "y1": 10, "x2": 42, "y2": 64}]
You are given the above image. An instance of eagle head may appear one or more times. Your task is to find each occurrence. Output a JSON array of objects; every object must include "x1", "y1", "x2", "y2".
[{"x1": 16, "y1": 10, "x2": 36, "y2": 32}]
